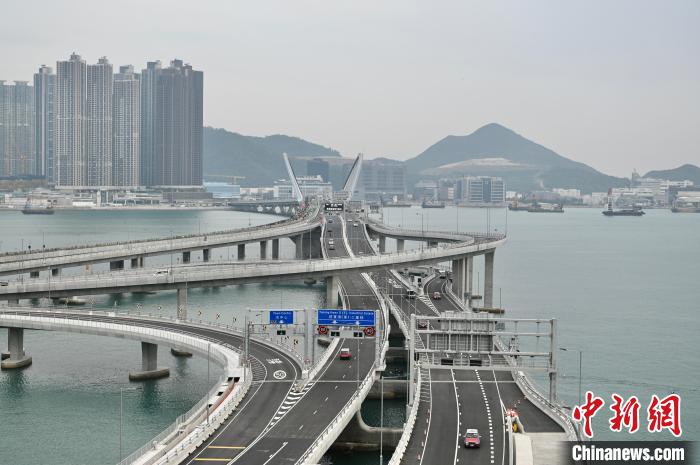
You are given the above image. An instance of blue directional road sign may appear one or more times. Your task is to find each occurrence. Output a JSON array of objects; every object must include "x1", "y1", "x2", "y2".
[
  {"x1": 317, "y1": 309, "x2": 375, "y2": 327},
  {"x1": 269, "y1": 310, "x2": 294, "y2": 325}
]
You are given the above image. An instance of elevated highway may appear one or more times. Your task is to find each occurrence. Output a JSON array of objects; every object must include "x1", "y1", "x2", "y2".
[
  {"x1": 0, "y1": 204, "x2": 321, "y2": 276},
  {"x1": 0, "y1": 231, "x2": 504, "y2": 302},
  {"x1": 178, "y1": 208, "x2": 387, "y2": 465},
  {"x1": 0, "y1": 308, "x2": 304, "y2": 465}
]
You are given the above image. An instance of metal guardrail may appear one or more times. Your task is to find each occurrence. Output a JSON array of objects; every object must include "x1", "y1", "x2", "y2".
[
  {"x1": 366, "y1": 217, "x2": 504, "y2": 243},
  {"x1": 387, "y1": 370, "x2": 422, "y2": 465},
  {"x1": 138, "y1": 367, "x2": 253, "y2": 465},
  {"x1": 493, "y1": 337, "x2": 578, "y2": 440}
]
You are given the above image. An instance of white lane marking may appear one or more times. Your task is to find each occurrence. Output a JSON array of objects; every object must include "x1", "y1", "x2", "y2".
[
  {"x1": 262, "y1": 442, "x2": 288, "y2": 465},
  {"x1": 451, "y1": 369, "x2": 460, "y2": 465},
  {"x1": 298, "y1": 424, "x2": 304, "y2": 431}
]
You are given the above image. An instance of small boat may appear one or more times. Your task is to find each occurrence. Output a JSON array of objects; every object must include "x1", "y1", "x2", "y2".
[
  {"x1": 421, "y1": 200, "x2": 445, "y2": 208},
  {"x1": 383, "y1": 202, "x2": 412, "y2": 208},
  {"x1": 602, "y1": 189, "x2": 644, "y2": 216},
  {"x1": 527, "y1": 202, "x2": 564, "y2": 213},
  {"x1": 21, "y1": 198, "x2": 54, "y2": 215}
]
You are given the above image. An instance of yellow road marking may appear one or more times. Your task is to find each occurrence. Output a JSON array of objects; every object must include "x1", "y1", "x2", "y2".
[{"x1": 193, "y1": 459, "x2": 233, "y2": 462}]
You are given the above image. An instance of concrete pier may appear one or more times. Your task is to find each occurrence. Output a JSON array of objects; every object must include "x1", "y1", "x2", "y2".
[
  {"x1": 51, "y1": 268, "x2": 61, "y2": 277},
  {"x1": 109, "y1": 260, "x2": 125, "y2": 271},
  {"x1": 130, "y1": 257, "x2": 139, "y2": 268},
  {"x1": 170, "y1": 347, "x2": 193, "y2": 357},
  {"x1": 378, "y1": 236, "x2": 386, "y2": 254},
  {"x1": 272, "y1": 238, "x2": 280, "y2": 260},
  {"x1": 30, "y1": 270, "x2": 40, "y2": 278},
  {"x1": 129, "y1": 342, "x2": 169, "y2": 381},
  {"x1": 182, "y1": 251, "x2": 191, "y2": 264},
  {"x1": 326, "y1": 275, "x2": 339, "y2": 307},
  {"x1": 484, "y1": 250, "x2": 495, "y2": 308},
  {"x1": 260, "y1": 241, "x2": 267, "y2": 260},
  {"x1": 237, "y1": 244, "x2": 245, "y2": 261},
  {"x1": 1, "y1": 327, "x2": 32, "y2": 370},
  {"x1": 396, "y1": 239, "x2": 404, "y2": 252},
  {"x1": 202, "y1": 248, "x2": 210, "y2": 262}
]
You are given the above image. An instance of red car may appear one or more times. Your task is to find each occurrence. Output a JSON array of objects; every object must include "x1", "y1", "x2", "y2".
[
  {"x1": 339, "y1": 348, "x2": 352, "y2": 360},
  {"x1": 432, "y1": 291, "x2": 442, "y2": 300},
  {"x1": 463, "y1": 429, "x2": 481, "y2": 448}
]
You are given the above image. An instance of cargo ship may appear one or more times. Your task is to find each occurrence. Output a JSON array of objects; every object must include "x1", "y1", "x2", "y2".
[
  {"x1": 21, "y1": 199, "x2": 54, "y2": 215},
  {"x1": 508, "y1": 199, "x2": 530, "y2": 211},
  {"x1": 602, "y1": 189, "x2": 644, "y2": 216}
]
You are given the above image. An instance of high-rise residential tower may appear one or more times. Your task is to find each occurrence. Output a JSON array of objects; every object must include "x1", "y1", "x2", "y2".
[
  {"x1": 55, "y1": 53, "x2": 87, "y2": 187},
  {"x1": 34, "y1": 65, "x2": 55, "y2": 181},
  {"x1": 113, "y1": 65, "x2": 140, "y2": 187},
  {"x1": 86, "y1": 57, "x2": 113, "y2": 186},
  {"x1": 0, "y1": 81, "x2": 35, "y2": 176},
  {"x1": 152, "y1": 59, "x2": 203, "y2": 187},
  {"x1": 140, "y1": 61, "x2": 160, "y2": 187}
]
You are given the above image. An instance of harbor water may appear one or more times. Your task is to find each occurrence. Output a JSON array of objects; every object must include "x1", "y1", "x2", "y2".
[{"x1": 0, "y1": 205, "x2": 698, "y2": 465}]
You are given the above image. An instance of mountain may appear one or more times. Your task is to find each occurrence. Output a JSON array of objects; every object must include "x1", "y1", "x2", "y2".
[
  {"x1": 644, "y1": 164, "x2": 700, "y2": 185},
  {"x1": 405, "y1": 123, "x2": 627, "y2": 193},
  {"x1": 203, "y1": 127, "x2": 340, "y2": 186}
]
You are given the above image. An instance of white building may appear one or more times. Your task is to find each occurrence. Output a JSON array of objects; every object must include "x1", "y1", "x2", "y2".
[
  {"x1": 112, "y1": 65, "x2": 140, "y2": 187},
  {"x1": 460, "y1": 176, "x2": 505, "y2": 205},
  {"x1": 86, "y1": 57, "x2": 113, "y2": 186}
]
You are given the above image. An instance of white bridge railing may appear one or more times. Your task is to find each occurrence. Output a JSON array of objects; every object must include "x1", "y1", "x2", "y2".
[{"x1": 1, "y1": 234, "x2": 505, "y2": 297}]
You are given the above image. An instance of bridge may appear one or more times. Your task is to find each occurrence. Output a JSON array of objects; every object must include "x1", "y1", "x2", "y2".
[{"x1": 1, "y1": 157, "x2": 576, "y2": 465}]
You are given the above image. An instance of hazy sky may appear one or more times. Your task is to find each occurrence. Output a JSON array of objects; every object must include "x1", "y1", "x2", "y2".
[{"x1": 3, "y1": 0, "x2": 698, "y2": 176}]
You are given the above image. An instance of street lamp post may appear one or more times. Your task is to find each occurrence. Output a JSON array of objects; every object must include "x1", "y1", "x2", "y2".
[
  {"x1": 559, "y1": 347, "x2": 583, "y2": 407},
  {"x1": 120, "y1": 387, "x2": 140, "y2": 462}
]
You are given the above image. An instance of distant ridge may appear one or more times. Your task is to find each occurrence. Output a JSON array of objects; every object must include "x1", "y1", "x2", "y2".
[
  {"x1": 644, "y1": 164, "x2": 700, "y2": 185},
  {"x1": 203, "y1": 127, "x2": 340, "y2": 186},
  {"x1": 405, "y1": 123, "x2": 627, "y2": 193}
]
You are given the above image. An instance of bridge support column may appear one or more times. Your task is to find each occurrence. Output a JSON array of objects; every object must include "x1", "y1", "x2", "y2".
[
  {"x1": 182, "y1": 251, "x2": 191, "y2": 264},
  {"x1": 237, "y1": 244, "x2": 245, "y2": 261},
  {"x1": 484, "y1": 250, "x2": 495, "y2": 308},
  {"x1": 130, "y1": 257, "x2": 139, "y2": 268},
  {"x1": 51, "y1": 267, "x2": 61, "y2": 277},
  {"x1": 396, "y1": 239, "x2": 404, "y2": 252},
  {"x1": 129, "y1": 342, "x2": 170, "y2": 381},
  {"x1": 466, "y1": 255, "x2": 473, "y2": 298},
  {"x1": 260, "y1": 241, "x2": 267, "y2": 260},
  {"x1": 109, "y1": 260, "x2": 124, "y2": 271},
  {"x1": 272, "y1": 239, "x2": 280, "y2": 259},
  {"x1": 378, "y1": 236, "x2": 386, "y2": 254},
  {"x1": 177, "y1": 288, "x2": 187, "y2": 320},
  {"x1": 29, "y1": 271, "x2": 40, "y2": 278},
  {"x1": 325, "y1": 275, "x2": 339, "y2": 307},
  {"x1": 1, "y1": 328, "x2": 32, "y2": 370},
  {"x1": 202, "y1": 248, "x2": 210, "y2": 262},
  {"x1": 452, "y1": 259, "x2": 462, "y2": 300}
]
